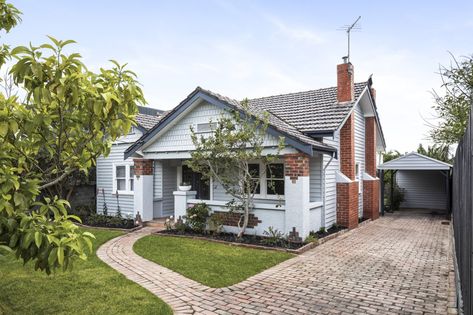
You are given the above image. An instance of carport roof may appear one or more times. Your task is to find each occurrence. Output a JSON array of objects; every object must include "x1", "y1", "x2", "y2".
[{"x1": 378, "y1": 152, "x2": 452, "y2": 170}]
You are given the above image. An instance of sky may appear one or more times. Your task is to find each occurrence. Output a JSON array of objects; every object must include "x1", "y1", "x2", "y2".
[{"x1": 6, "y1": 0, "x2": 473, "y2": 152}]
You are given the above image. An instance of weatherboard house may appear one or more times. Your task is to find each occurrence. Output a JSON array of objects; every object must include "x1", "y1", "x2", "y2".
[{"x1": 96, "y1": 61, "x2": 386, "y2": 238}]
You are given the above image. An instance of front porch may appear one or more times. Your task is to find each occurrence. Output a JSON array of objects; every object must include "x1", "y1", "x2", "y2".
[{"x1": 133, "y1": 153, "x2": 326, "y2": 238}]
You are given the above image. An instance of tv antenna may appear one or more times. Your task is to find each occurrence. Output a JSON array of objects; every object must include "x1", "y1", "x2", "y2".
[{"x1": 337, "y1": 16, "x2": 361, "y2": 63}]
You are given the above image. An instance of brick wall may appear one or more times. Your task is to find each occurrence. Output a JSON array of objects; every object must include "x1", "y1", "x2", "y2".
[
  {"x1": 336, "y1": 182, "x2": 359, "y2": 229},
  {"x1": 284, "y1": 153, "x2": 309, "y2": 182},
  {"x1": 134, "y1": 159, "x2": 154, "y2": 176},
  {"x1": 365, "y1": 117, "x2": 377, "y2": 177},
  {"x1": 213, "y1": 211, "x2": 261, "y2": 228},
  {"x1": 340, "y1": 113, "x2": 355, "y2": 180},
  {"x1": 363, "y1": 179, "x2": 380, "y2": 220},
  {"x1": 337, "y1": 62, "x2": 354, "y2": 103}
]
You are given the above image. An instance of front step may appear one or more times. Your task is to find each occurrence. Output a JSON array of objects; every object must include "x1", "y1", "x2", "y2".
[{"x1": 143, "y1": 218, "x2": 167, "y2": 228}]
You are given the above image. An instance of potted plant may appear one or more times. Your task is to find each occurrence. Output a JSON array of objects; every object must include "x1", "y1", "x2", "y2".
[{"x1": 179, "y1": 181, "x2": 192, "y2": 191}]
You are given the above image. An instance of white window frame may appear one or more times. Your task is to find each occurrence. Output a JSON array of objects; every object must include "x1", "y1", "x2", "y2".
[
  {"x1": 112, "y1": 162, "x2": 134, "y2": 195},
  {"x1": 195, "y1": 122, "x2": 217, "y2": 134},
  {"x1": 355, "y1": 162, "x2": 362, "y2": 193},
  {"x1": 250, "y1": 161, "x2": 285, "y2": 200}
]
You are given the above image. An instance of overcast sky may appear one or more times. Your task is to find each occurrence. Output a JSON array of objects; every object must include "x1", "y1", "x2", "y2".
[{"x1": 7, "y1": 0, "x2": 473, "y2": 152}]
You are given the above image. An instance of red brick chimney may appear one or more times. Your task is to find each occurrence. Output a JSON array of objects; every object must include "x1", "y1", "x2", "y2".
[{"x1": 337, "y1": 58, "x2": 354, "y2": 103}]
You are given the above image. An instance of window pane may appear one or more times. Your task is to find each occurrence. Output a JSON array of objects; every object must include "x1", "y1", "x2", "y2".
[
  {"x1": 267, "y1": 180, "x2": 284, "y2": 195},
  {"x1": 250, "y1": 179, "x2": 260, "y2": 194},
  {"x1": 266, "y1": 164, "x2": 284, "y2": 179},
  {"x1": 196, "y1": 122, "x2": 217, "y2": 133},
  {"x1": 117, "y1": 179, "x2": 126, "y2": 191},
  {"x1": 248, "y1": 164, "x2": 260, "y2": 178},
  {"x1": 129, "y1": 166, "x2": 134, "y2": 177},
  {"x1": 116, "y1": 166, "x2": 126, "y2": 178},
  {"x1": 129, "y1": 179, "x2": 134, "y2": 191}
]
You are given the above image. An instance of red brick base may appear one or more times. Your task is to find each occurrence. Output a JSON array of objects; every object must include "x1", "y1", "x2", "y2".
[
  {"x1": 363, "y1": 179, "x2": 380, "y2": 220},
  {"x1": 337, "y1": 182, "x2": 359, "y2": 229},
  {"x1": 213, "y1": 211, "x2": 261, "y2": 228}
]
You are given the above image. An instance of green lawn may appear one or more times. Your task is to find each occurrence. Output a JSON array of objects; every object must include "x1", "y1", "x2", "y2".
[
  {"x1": 133, "y1": 235, "x2": 294, "y2": 288},
  {"x1": 0, "y1": 228, "x2": 172, "y2": 315}
]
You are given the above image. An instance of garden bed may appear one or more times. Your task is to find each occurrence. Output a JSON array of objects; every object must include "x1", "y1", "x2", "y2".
[{"x1": 157, "y1": 224, "x2": 349, "y2": 254}]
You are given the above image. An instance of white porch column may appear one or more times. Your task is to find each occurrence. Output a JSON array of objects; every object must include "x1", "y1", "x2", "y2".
[
  {"x1": 284, "y1": 153, "x2": 311, "y2": 238},
  {"x1": 173, "y1": 190, "x2": 197, "y2": 220},
  {"x1": 133, "y1": 159, "x2": 154, "y2": 222}
]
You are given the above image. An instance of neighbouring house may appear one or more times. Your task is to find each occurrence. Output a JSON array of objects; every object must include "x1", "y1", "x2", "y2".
[
  {"x1": 97, "y1": 60, "x2": 386, "y2": 238},
  {"x1": 96, "y1": 106, "x2": 163, "y2": 216}
]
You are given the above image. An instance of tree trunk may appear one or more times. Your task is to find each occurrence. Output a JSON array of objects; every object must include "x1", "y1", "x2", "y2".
[{"x1": 237, "y1": 202, "x2": 250, "y2": 238}]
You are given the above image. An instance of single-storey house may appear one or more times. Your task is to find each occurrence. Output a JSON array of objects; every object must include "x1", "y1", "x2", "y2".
[{"x1": 96, "y1": 60, "x2": 386, "y2": 238}]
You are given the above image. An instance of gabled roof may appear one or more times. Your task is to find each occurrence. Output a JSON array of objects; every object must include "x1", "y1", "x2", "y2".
[
  {"x1": 135, "y1": 106, "x2": 164, "y2": 131},
  {"x1": 249, "y1": 82, "x2": 367, "y2": 133},
  {"x1": 125, "y1": 87, "x2": 337, "y2": 159},
  {"x1": 378, "y1": 152, "x2": 452, "y2": 170}
]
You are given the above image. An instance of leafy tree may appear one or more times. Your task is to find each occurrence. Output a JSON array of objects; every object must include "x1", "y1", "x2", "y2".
[
  {"x1": 417, "y1": 143, "x2": 451, "y2": 163},
  {"x1": 0, "y1": 2, "x2": 145, "y2": 273},
  {"x1": 430, "y1": 54, "x2": 473, "y2": 145},
  {"x1": 187, "y1": 100, "x2": 283, "y2": 238}
]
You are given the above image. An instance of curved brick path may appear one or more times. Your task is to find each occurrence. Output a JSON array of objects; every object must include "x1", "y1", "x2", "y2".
[{"x1": 97, "y1": 211, "x2": 455, "y2": 315}]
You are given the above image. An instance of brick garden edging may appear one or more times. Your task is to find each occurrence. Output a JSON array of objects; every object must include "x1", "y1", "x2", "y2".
[
  {"x1": 155, "y1": 218, "x2": 372, "y2": 255},
  {"x1": 76, "y1": 222, "x2": 143, "y2": 233}
]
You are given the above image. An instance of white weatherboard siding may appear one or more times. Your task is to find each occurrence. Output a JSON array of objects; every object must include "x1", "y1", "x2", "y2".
[
  {"x1": 153, "y1": 161, "x2": 164, "y2": 218},
  {"x1": 309, "y1": 155, "x2": 323, "y2": 202},
  {"x1": 144, "y1": 101, "x2": 281, "y2": 154},
  {"x1": 162, "y1": 162, "x2": 177, "y2": 216},
  {"x1": 397, "y1": 170, "x2": 448, "y2": 210},
  {"x1": 323, "y1": 131, "x2": 340, "y2": 227},
  {"x1": 96, "y1": 143, "x2": 135, "y2": 217},
  {"x1": 354, "y1": 104, "x2": 365, "y2": 218}
]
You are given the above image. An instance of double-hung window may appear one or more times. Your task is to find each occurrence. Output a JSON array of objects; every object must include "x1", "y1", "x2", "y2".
[
  {"x1": 247, "y1": 162, "x2": 285, "y2": 198},
  {"x1": 113, "y1": 163, "x2": 134, "y2": 194},
  {"x1": 266, "y1": 164, "x2": 285, "y2": 195}
]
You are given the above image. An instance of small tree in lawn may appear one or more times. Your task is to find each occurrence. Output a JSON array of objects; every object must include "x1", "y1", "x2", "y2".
[{"x1": 187, "y1": 100, "x2": 284, "y2": 238}]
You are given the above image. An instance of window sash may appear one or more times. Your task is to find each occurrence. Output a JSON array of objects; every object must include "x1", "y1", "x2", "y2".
[
  {"x1": 247, "y1": 162, "x2": 284, "y2": 198},
  {"x1": 114, "y1": 164, "x2": 134, "y2": 193}
]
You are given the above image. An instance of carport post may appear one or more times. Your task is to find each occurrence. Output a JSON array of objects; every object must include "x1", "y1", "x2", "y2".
[{"x1": 380, "y1": 169, "x2": 385, "y2": 216}]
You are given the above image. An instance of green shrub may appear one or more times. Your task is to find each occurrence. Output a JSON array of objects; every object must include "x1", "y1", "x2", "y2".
[
  {"x1": 304, "y1": 234, "x2": 318, "y2": 244},
  {"x1": 208, "y1": 213, "x2": 224, "y2": 235},
  {"x1": 318, "y1": 227, "x2": 326, "y2": 234},
  {"x1": 262, "y1": 226, "x2": 285, "y2": 246},
  {"x1": 186, "y1": 203, "x2": 210, "y2": 233}
]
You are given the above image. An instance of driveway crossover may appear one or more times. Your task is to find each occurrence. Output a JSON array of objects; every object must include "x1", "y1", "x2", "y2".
[{"x1": 97, "y1": 211, "x2": 454, "y2": 315}]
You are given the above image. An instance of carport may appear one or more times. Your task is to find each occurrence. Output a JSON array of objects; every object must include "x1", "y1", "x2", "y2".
[{"x1": 377, "y1": 152, "x2": 452, "y2": 216}]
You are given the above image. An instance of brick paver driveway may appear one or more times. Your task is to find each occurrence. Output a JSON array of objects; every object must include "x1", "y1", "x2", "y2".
[{"x1": 98, "y1": 210, "x2": 454, "y2": 315}]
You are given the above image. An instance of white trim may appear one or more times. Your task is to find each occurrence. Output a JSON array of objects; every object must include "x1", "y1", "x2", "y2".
[
  {"x1": 187, "y1": 198, "x2": 285, "y2": 211},
  {"x1": 112, "y1": 162, "x2": 135, "y2": 195}
]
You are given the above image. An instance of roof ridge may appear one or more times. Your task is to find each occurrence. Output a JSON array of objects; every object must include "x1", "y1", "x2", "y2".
[{"x1": 249, "y1": 81, "x2": 368, "y2": 102}]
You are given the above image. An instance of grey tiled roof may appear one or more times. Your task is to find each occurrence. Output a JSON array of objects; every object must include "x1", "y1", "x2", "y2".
[
  {"x1": 136, "y1": 106, "x2": 164, "y2": 130},
  {"x1": 248, "y1": 82, "x2": 367, "y2": 132},
  {"x1": 198, "y1": 87, "x2": 337, "y2": 153}
]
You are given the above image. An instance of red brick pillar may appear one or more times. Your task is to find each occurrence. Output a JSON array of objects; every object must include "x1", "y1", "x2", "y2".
[
  {"x1": 134, "y1": 159, "x2": 153, "y2": 176},
  {"x1": 363, "y1": 117, "x2": 380, "y2": 220},
  {"x1": 337, "y1": 113, "x2": 359, "y2": 229},
  {"x1": 337, "y1": 182, "x2": 359, "y2": 229},
  {"x1": 284, "y1": 153, "x2": 309, "y2": 183}
]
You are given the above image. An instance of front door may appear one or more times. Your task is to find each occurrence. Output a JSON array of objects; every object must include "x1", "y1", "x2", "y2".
[{"x1": 182, "y1": 165, "x2": 210, "y2": 200}]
